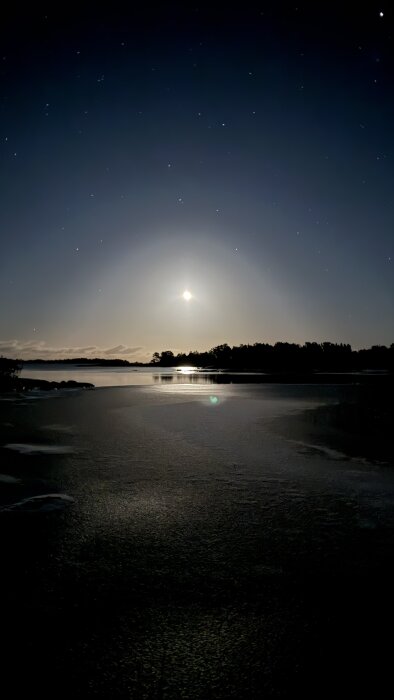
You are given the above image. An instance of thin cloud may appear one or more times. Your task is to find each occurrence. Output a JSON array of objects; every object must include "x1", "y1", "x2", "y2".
[
  {"x1": 0, "y1": 339, "x2": 143, "y2": 360},
  {"x1": 103, "y1": 344, "x2": 141, "y2": 355}
]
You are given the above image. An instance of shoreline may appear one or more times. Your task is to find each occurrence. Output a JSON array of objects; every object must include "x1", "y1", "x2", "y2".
[{"x1": 1, "y1": 377, "x2": 95, "y2": 393}]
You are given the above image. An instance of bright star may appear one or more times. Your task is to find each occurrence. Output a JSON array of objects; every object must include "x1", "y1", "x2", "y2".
[{"x1": 182, "y1": 290, "x2": 192, "y2": 301}]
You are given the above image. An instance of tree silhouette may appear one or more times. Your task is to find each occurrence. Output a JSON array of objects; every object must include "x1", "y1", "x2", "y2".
[
  {"x1": 0, "y1": 357, "x2": 21, "y2": 390},
  {"x1": 151, "y1": 342, "x2": 394, "y2": 372}
]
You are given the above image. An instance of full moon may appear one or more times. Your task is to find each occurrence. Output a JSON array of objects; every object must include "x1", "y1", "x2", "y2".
[{"x1": 182, "y1": 290, "x2": 192, "y2": 301}]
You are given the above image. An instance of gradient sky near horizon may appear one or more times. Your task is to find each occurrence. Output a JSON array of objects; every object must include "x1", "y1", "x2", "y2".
[{"x1": 1, "y1": 3, "x2": 393, "y2": 361}]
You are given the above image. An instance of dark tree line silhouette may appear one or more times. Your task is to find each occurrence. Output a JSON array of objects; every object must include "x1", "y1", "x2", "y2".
[
  {"x1": 151, "y1": 342, "x2": 394, "y2": 372},
  {"x1": 0, "y1": 357, "x2": 21, "y2": 390},
  {"x1": 0, "y1": 357, "x2": 21, "y2": 374}
]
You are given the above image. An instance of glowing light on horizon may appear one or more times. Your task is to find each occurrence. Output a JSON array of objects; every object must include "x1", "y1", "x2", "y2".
[{"x1": 182, "y1": 290, "x2": 192, "y2": 301}]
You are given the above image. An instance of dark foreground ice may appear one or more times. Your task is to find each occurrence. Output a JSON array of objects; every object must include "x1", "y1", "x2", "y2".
[{"x1": 0, "y1": 382, "x2": 393, "y2": 698}]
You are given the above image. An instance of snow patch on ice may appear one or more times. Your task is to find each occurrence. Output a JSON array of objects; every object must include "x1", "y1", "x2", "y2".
[
  {"x1": 0, "y1": 493, "x2": 75, "y2": 513},
  {"x1": 0, "y1": 473, "x2": 21, "y2": 484},
  {"x1": 4, "y1": 443, "x2": 75, "y2": 455}
]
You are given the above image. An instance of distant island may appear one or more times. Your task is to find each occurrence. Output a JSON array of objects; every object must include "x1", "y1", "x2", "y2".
[
  {"x1": 152, "y1": 342, "x2": 394, "y2": 373},
  {"x1": 22, "y1": 358, "x2": 145, "y2": 367}
]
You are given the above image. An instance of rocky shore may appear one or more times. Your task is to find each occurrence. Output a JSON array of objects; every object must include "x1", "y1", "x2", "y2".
[{"x1": 9, "y1": 377, "x2": 94, "y2": 391}]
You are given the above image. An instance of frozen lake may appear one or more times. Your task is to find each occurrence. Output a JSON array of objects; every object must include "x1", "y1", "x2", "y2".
[{"x1": 1, "y1": 382, "x2": 393, "y2": 696}]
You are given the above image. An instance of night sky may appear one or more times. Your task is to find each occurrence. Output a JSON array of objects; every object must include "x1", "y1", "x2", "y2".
[{"x1": 1, "y1": 3, "x2": 393, "y2": 361}]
